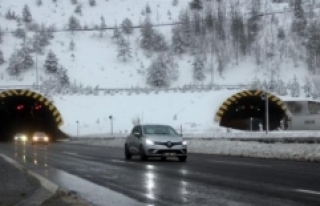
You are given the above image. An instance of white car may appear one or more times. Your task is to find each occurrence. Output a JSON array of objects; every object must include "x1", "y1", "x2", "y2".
[
  {"x1": 14, "y1": 133, "x2": 28, "y2": 142},
  {"x1": 124, "y1": 124, "x2": 187, "y2": 162},
  {"x1": 32, "y1": 132, "x2": 50, "y2": 145}
]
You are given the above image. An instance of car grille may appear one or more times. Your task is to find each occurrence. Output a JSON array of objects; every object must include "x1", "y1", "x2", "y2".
[{"x1": 154, "y1": 141, "x2": 182, "y2": 146}]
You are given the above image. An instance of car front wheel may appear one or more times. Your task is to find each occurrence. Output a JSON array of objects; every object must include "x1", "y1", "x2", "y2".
[
  {"x1": 140, "y1": 145, "x2": 148, "y2": 161},
  {"x1": 178, "y1": 156, "x2": 187, "y2": 162},
  {"x1": 125, "y1": 144, "x2": 132, "y2": 160}
]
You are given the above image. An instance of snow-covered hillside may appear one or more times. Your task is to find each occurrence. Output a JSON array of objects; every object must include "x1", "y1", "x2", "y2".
[{"x1": 0, "y1": 0, "x2": 319, "y2": 91}]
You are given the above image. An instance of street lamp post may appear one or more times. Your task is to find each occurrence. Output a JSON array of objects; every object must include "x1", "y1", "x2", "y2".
[
  {"x1": 76, "y1": 120, "x2": 79, "y2": 138},
  {"x1": 265, "y1": 90, "x2": 269, "y2": 134},
  {"x1": 109, "y1": 115, "x2": 113, "y2": 137}
]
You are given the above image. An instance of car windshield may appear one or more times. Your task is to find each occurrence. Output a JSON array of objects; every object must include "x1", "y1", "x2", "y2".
[
  {"x1": 34, "y1": 132, "x2": 46, "y2": 137},
  {"x1": 143, "y1": 125, "x2": 179, "y2": 136}
]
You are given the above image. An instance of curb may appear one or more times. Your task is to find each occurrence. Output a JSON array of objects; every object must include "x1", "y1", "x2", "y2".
[{"x1": 0, "y1": 153, "x2": 59, "y2": 206}]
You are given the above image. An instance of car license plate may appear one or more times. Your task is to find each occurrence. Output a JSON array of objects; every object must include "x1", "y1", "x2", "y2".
[{"x1": 165, "y1": 153, "x2": 176, "y2": 156}]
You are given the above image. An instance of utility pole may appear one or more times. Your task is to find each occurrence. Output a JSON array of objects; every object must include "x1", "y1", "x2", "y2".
[
  {"x1": 35, "y1": 31, "x2": 39, "y2": 89},
  {"x1": 76, "y1": 120, "x2": 79, "y2": 138},
  {"x1": 109, "y1": 115, "x2": 113, "y2": 137}
]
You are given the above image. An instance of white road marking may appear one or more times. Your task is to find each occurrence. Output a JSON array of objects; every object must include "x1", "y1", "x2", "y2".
[
  {"x1": 295, "y1": 189, "x2": 320, "y2": 196},
  {"x1": 62, "y1": 152, "x2": 78, "y2": 156},
  {"x1": 210, "y1": 160, "x2": 269, "y2": 167},
  {"x1": 111, "y1": 159, "x2": 126, "y2": 163}
]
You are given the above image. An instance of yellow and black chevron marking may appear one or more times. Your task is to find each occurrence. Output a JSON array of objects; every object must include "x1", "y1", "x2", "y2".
[
  {"x1": 214, "y1": 90, "x2": 289, "y2": 122},
  {"x1": 0, "y1": 89, "x2": 63, "y2": 127}
]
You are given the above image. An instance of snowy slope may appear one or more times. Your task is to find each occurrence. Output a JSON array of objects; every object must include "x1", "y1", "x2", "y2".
[{"x1": 0, "y1": 0, "x2": 316, "y2": 88}]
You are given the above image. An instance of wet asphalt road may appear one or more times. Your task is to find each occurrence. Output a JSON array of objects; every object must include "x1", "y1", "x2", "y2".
[{"x1": 0, "y1": 143, "x2": 320, "y2": 206}]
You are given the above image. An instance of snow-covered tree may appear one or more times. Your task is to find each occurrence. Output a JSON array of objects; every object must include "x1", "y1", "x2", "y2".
[
  {"x1": 75, "y1": 5, "x2": 82, "y2": 15},
  {"x1": 18, "y1": 42, "x2": 34, "y2": 70},
  {"x1": 100, "y1": 16, "x2": 107, "y2": 37},
  {"x1": 7, "y1": 51, "x2": 23, "y2": 76},
  {"x1": 146, "y1": 3, "x2": 151, "y2": 14},
  {"x1": 36, "y1": 0, "x2": 42, "y2": 6},
  {"x1": 146, "y1": 54, "x2": 170, "y2": 88},
  {"x1": 291, "y1": 76, "x2": 301, "y2": 97},
  {"x1": 68, "y1": 15, "x2": 81, "y2": 32},
  {"x1": 57, "y1": 66, "x2": 70, "y2": 86},
  {"x1": 189, "y1": 0, "x2": 203, "y2": 10},
  {"x1": 0, "y1": 27, "x2": 3, "y2": 44},
  {"x1": 0, "y1": 50, "x2": 4, "y2": 65},
  {"x1": 250, "y1": 78, "x2": 262, "y2": 90},
  {"x1": 140, "y1": 16, "x2": 155, "y2": 50},
  {"x1": 193, "y1": 55, "x2": 205, "y2": 81},
  {"x1": 179, "y1": 10, "x2": 192, "y2": 47},
  {"x1": 153, "y1": 31, "x2": 168, "y2": 52},
  {"x1": 121, "y1": 18, "x2": 133, "y2": 35},
  {"x1": 172, "y1": 0, "x2": 178, "y2": 6},
  {"x1": 89, "y1": 0, "x2": 96, "y2": 6},
  {"x1": 22, "y1": 5, "x2": 32, "y2": 23},
  {"x1": 171, "y1": 25, "x2": 185, "y2": 54},
  {"x1": 44, "y1": 50, "x2": 59, "y2": 73},
  {"x1": 275, "y1": 79, "x2": 287, "y2": 96},
  {"x1": 291, "y1": 0, "x2": 306, "y2": 36},
  {"x1": 117, "y1": 36, "x2": 132, "y2": 62},
  {"x1": 14, "y1": 27, "x2": 26, "y2": 39},
  {"x1": 112, "y1": 24, "x2": 122, "y2": 42},
  {"x1": 303, "y1": 78, "x2": 312, "y2": 97},
  {"x1": 69, "y1": 39, "x2": 75, "y2": 51}
]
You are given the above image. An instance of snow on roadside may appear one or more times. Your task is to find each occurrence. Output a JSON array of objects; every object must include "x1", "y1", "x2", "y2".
[{"x1": 67, "y1": 138, "x2": 320, "y2": 162}]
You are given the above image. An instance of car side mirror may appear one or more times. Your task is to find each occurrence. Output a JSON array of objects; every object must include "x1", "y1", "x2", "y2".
[{"x1": 134, "y1": 132, "x2": 141, "y2": 138}]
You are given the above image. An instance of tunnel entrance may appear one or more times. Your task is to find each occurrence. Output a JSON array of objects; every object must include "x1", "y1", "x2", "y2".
[
  {"x1": 215, "y1": 90, "x2": 290, "y2": 131},
  {"x1": 0, "y1": 89, "x2": 63, "y2": 142}
]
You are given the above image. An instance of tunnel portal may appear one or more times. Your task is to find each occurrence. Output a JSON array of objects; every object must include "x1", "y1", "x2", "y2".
[
  {"x1": 215, "y1": 90, "x2": 290, "y2": 131},
  {"x1": 0, "y1": 89, "x2": 63, "y2": 141}
]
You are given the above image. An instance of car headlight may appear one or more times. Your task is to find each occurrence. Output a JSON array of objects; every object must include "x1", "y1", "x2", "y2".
[
  {"x1": 182, "y1": 141, "x2": 187, "y2": 146},
  {"x1": 33, "y1": 136, "x2": 38, "y2": 141},
  {"x1": 14, "y1": 136, "x2": 18, "y2": 140},
  {"x1": 44, "y1": 137, "x2": 49, "y2": 141},
  {"x1": 146, "y1": 139, "x2": 154, "y2": 145},
  {"x1": 21, "y1": 136, "x2": 27, "y2": 141}
]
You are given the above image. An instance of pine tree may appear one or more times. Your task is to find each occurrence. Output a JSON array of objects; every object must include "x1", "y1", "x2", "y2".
[
  {"x1": 304, "y1": 78, "x2": 312, "y2": 97},
  {"x1": 171, "y1": 25, "x2": 185, "y2": 54},
  {"x1": 45, "y1": 50, "x2": 59, "y2": 73},
  {"x1": 275, "y1": 79, "x2": 287, "y2": 96},
  {"x1": 117, "y1": 36, "x2": 132, "y2": 62},
  {"x1": 153, "y1": 31, "x2": 168, "y2": 52},
  {"x1": 146, "y1": 3, "x2": 151, "y2": 14},
  {"x1": 247, "y1": 0, "x2": 261, "y2": 47},
  {"x1": 71, "y1": 0, "x2": 77, "y2": 5},
  {"x1": 172, "y1": 0, "x2": 178, "y2": 6},
  {"x1": 277, "y1": 28, "x2": 285, "y2": 40},
  {"x1": 7, "y1": 51, "x2": 23, "y2": 76},
  {"x1": 68, "y1": 15, "x2": 81, "y2": 32},
  {"x1": 89, "y1": 0, "x2": 96, "y2": 6},
  {"x1": 0, "y1": 50, "x2": 4, "y2": 65},
  {"x1": 100, "y1": 16, "x2": 107, "y2": 37},
  {"x1": 18, "y1": 42, "x2": 34, "y2": 70},
  {"x1": 291, "y1": 76, "x2": 301, "y2": 97},
  {"x1": 57, "y1": 66, "x2": 70, "y2": 86},
  {"x1": 22, "y1": 5, "x2": 32, "y2": 23},
  {"x1": 291, "y1": 0, "x2": 306, "y2": 36},
  {"x1": 140, "y1": 16, "x2": 155, "y2": 50},
  {"x1": 36, "y1": 0, "x2": 42, "y2": 6},
  {"x1": 14, "y1": 27, "x2": 26, "y2": 39},
  {"x1": 0, "y1": 27, "x2": 3, "y2": 44},
  {"x1": 121, "y1": 18, "x2": 133, "y2": 35},
  {"x1": 193, "y1": 55, "x2": 205, "y2": 81},
  {"x1": 179, "y1": 10, "x2": 192, "y2": 47},
  {"x1": 112, "y1": 24, "x2": 121, "y2": 42},
  {"x1": 189, "y1": 0, "x2": 203, "y2": 10},
  {"x1": 74, "y1": 5, "x2": 82, "y2": 15},
  {"x1": 69, "y1": 39, "x2": 75, "y2": 51},
  {"x1": 32, "y1": 33, "x2": 43, "y2": 54},
  {"x1": 204, "y1": 8, "x2": 214, "y2": 31},
  {"x1": 146, "y1": 54, "x2": 170, "y2": 88}
]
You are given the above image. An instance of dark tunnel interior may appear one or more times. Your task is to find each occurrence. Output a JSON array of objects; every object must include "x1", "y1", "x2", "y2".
[
  {"x1": 220, "y1": 96, "x2": 287, "y2": 131},
  {"x1": 0, "y1": 96, "x2": 58, "y2": 142}
]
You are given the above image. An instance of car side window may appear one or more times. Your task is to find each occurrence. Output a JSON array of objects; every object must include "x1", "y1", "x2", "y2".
[
  {"x1": 131, "y1": 126, "x2": 137, "y2": 134},
  {"x1": 137, "y1": 126, "x2": 142, "y2": 134}
]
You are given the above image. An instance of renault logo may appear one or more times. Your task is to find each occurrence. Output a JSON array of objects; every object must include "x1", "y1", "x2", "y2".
[{"x1": 166, "y1": 141, "x2": 172, "y2": 147}]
